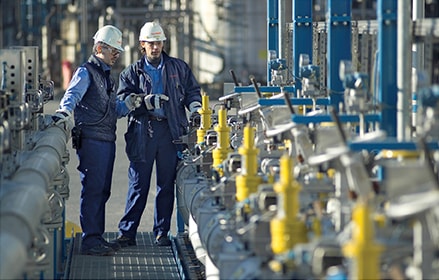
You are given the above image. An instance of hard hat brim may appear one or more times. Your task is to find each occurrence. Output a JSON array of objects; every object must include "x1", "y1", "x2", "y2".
[{"x1": 139, "y1": 38, "x2": 167, "y2": 42}]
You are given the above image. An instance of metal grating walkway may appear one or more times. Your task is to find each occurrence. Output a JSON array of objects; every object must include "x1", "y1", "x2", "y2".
[{"x1": 67, "y1": 232, "x2": 181, "y2": 280}]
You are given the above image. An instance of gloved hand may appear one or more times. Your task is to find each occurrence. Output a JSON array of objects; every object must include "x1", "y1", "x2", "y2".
[
  {"x1": 189, "y1": 101, "x2": 202, "y2": 115},
  {"x1": 52, "y1": 109, "x2": 71, "y2": 124},
  {"x1": 144, "y1": 94, "x2": 169, "y2": 110},
  {"x1": 124, "y1": 93, "x2": 143, "y2": 110},
  {"x1": 189, "y1": 101, "x2": 202, "y2": 127},
  {"x1": 52, "y1": 109, "x2": 74, "y2": 131}
]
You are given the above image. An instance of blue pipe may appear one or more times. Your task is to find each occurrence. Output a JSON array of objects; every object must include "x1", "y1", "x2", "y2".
[
  {"x1": 377, "y1": 0, "x2": 398, "y2": 137},
  {"x1": 327, "y1": 0, "x2": 352, "y2": 111}
]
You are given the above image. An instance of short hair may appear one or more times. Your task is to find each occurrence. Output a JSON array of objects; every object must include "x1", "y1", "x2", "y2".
[
  {"x1": 139, "y1": 43, "x2": 146, "y2": 55},
  {"x1": 138, "y1": 41, "x2": 165, "y2": 55},
  {"x1": 93, "y1": 42, "x2": 106, "y2": 54}
]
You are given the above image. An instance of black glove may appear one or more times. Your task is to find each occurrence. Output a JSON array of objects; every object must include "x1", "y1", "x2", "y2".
[{"x1": 144, "y1": 94, "x2": 169, "y2": 110}]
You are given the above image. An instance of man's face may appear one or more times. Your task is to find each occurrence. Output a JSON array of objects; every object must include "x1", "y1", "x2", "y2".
[
  {"x1": 141, "y1": 41, "x2": 163, "y2": 61},
  {"x1": 98, "y1": 44, "x2": 121, "y2": 66}
]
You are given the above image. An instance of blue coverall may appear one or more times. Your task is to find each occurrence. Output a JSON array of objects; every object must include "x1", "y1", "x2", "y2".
[{"x1": 117, "y1": 51, "x2": 202, "y2": 239}]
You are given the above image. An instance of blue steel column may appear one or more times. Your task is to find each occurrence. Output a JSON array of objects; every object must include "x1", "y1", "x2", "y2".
[
  {"x1": 327, "y1": 0, "x2": 352, "y2": 111},
  {"x1": 377, "y1": 0, "x2": 398, "y2": 137},
  {"x1": 267, "y1": 0, "x2": 279, "y2": 84},
  {"x1": 293, "y1": 0, "x2": 313, "y2": 92}
]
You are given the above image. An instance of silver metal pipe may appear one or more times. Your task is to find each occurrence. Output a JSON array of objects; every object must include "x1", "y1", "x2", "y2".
[
  {"x1": 188, "y1": 214, "x2": 207, "y2": 265},
  {"x1": 12, "y1": 127, "x2": 67, "y2": 186},
  {"x1": 397, "y1": 0, "x2": 412, "y2": 140},
  {"x1": 0, "y1": 125, "x2": 68, "y2": 279},
  {"x1": 0, "y1": 232, "x2": 27, "y2": 279},
  {"x1": 412, "y1": 0, "x2": 425, "y2": 132},
  {"x1": 0, "y1": 183, "x2": 48, "y2": 279}
]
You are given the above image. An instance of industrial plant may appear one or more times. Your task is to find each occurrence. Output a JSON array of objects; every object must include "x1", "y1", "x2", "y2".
[{"x1": 1, "y1": 0, "x2": 439, "y2": 279}]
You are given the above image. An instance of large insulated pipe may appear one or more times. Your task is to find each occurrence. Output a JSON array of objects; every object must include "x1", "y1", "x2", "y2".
[
  {"x1": 188, "y1": 214, "x2": 207, "y2": 265},
  {"x1": 12, "y1": 125, "x2": 68, "y2": 185},
  {"x1": 0, "y1": 181, "x2": 48, "y2": 279},
  {"x1": 0, "y1": 124, "x2": 69, "y2": 279}
]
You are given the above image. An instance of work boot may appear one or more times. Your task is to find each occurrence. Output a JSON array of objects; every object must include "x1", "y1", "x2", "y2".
[
  {"x1": 81, "y1": 244, "x2": 115, "y2": 256},
  {"x1": 113, "y1": 235, "x2": 137, "y2": 247},
  {"x1": 154, "y1": 235, "x2": 171, "y2": 246},
  {"x1": 103, "y1": 240, "x2": 121, "y2": 251}
]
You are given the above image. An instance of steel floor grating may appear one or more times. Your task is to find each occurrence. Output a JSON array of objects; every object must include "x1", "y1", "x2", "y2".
[{"x1": 68, "y1": 232, "x2": 181, "y2": 280}]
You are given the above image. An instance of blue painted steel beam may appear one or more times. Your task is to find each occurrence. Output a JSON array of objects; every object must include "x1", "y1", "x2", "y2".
[
  {"x1": 293, "y1": 0, "x2": 313, "y2": 91},
  {"x1": 292, "y1": 114, "x2": 380, "y2": 124},
  {"x1": 349, "y1": 141, "x2": 439, "y2": 152},
  {"x1": 377, "y1": 0, "x2": 398, "y2": 137},
  {"x1": 259, "y1": 98, "x2": 330, "y2": 106},
  {"x1": 267, "y1": 0, "x2": 279, "y2": 84},
  {"x1": 327, "y1": 0, "x2": 352, "y2": 111}
]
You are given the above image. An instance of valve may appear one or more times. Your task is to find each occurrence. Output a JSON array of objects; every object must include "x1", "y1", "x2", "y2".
[
  {"x1": 269, "y1": 58, "x2": 289, "y2": 86},
  {"x1": 299, "y1": 54, "x2": 321, "y2": 97},
  {"x1": 339, "y1": 60, "x2": 370, "y2": 114},
  {"x1": 25, "y1": 89, "x2": 44, "y2": 113},
  {"x1": 416, "y1": 84, "x2": 439, "y2": 138}
]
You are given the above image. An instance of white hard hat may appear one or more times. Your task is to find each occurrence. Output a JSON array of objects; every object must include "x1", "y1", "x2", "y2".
[
  {"x1": 139, "y1": 21, "x2": 167, "y2": 42},
  {"x1": 93, "y1": 25, "x2": 124, "y2": 51}
]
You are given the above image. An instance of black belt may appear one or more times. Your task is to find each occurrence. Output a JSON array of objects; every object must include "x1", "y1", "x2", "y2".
[{"x1": 149, "y1": 116, "x2": 167, "y2": 121}]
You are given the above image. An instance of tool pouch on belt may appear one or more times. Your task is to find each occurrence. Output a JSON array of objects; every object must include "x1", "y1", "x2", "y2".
[{"x1": 71, "y1": 126, "x2": 82, "y2": 150}]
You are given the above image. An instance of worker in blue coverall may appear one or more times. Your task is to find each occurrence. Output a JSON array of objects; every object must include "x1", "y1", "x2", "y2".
[
  {"x1": 53, "y1": 25, "x2": 143, "y2": 256},
  {"x1": 113, "y1": 20, "x2": 202, "y2": 247}
]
